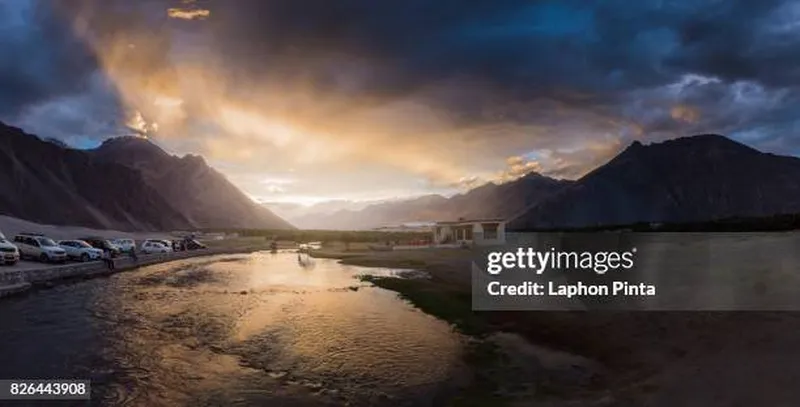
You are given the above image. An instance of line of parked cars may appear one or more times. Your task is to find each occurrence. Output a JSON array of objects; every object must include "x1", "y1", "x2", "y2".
[{"x1": 0, "y1": 231, "x2": 207, "y2": 266}]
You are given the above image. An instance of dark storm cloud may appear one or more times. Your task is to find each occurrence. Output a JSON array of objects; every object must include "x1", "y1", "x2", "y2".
[
  {"x1": 0, "y1": 0, "x2": 131, "y2": 141},
  {"x1": 181, "y1": 0, "x2": 800, "y2": 149},
  {"x1": 200, "y1": 1, "x2": 793, "y2": 92},
  {"x1": 4, "y1": 0, "x2": 800, "y2": 154},
  {"x1": 0, "y1": 1, "x2": 102, "y2": 115}
]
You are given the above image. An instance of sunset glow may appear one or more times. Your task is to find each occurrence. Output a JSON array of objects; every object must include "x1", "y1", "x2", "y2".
[{"x1": 4, "y1": 1, "x2": 798, "y2": 205}]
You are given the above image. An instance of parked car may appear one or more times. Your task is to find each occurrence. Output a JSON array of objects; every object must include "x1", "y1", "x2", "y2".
[
  {"x1": 13, "y1": 233, "x2": 67, "y2": 263},
  {"x1": 143, "y1": 239, "x2": 174, "y2": 252},
  {"x1": 141, "y1": 240, "x2": 171, "y2": 254},
  {"x1": 112, "y1": 239, "x2": 136, "y2": 253},
  {"x1": 157, "y1": 239, "x2": 174, "y2": 250},
  {"x1": 0, "y1": 231, "x2": 20, "y2": 265},
  {"x1": 81, "y1": 237, "x2": 122, "y2": 258},
  {"x1": 58, "y1": 240, "x2": 104, "y2": 262}
]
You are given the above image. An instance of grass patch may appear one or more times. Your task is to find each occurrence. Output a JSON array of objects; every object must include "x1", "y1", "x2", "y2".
[
  {"x1": 359, "y1": 275, "x2": 489, "y2": 336},
  {"x1": 359, "y1": 275, "x2": 524, "y2": 406},
  {"x1": 321, "y1": 249, "x2": 623, "y2": 405}
]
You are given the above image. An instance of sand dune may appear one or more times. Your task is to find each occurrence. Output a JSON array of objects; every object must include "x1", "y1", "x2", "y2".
[{"x1": 0, "y1": 215, "x2": 173, "y2": 241}]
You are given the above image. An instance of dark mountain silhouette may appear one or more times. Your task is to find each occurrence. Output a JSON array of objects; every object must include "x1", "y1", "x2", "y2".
[
  {"x1": 508, "y1": 134, "x2": 800, "y2": 230},
  {"x1": 444, "y1": 172, "x2": 573, "y2": 220},
  {"x1": 0, "y1": 122, "x2": 293, "y2": 231},
  {"x1": 0, "y1": 122, "x2": 191, "y2": 231},
  {"x1": 292, "y1": 172, "x2": 572, "y2": 230},
  {"x1": 91, "y1": 136, "x2": 294, "y2": 230}
]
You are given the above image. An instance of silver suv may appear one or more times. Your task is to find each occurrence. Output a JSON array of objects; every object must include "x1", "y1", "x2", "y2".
[
  {"x1": 13, "y1": 233, "x2": 68, "y2": 263},
  {"x1": 0, "y1": 231, "x2": 20, "y2": 265}
]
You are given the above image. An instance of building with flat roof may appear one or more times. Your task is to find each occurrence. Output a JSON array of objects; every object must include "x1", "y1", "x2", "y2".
[{"x1": 432, "y1": 218, "x2": 506, "y2": 246}]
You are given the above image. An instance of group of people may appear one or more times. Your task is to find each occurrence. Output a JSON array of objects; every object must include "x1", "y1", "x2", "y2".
[{"x1": 172, "y1": 240, "x2": 188, "y2": 252}]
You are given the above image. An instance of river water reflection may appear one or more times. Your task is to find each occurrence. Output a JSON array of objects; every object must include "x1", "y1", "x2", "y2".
[{"x1": 0, "y1": 252, "x2": 464, "y2": 406}]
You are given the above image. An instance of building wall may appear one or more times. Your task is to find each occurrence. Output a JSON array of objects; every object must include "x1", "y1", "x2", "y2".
[
  {"x1": 433, "y1": 226, "x2": 452, "y2": 243},
  {"x1": 473, "y1": 222, "x2": 506, "y2": 245},
  {"x1": 434, "y1": 221, "x2": 506, "y2": 246}
]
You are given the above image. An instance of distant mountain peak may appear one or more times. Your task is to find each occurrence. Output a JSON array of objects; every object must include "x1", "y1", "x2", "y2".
[
  {"x1": 95, "y1": 136, "x2": 170, "y2": 159},
  {"x1": 615, "y1": 134, "x2": 759, "y2": 163},
  {"x1": 676, "y1": 134, "x2": 761, "y2": 153},
  {"x1": 519, "y1": 171, "x2": 542, "y2": 179},
  {"x1": 45, "y1": 137, "x2": 69, "y2": 149},
  {"x1": 631, "y1": 134, "x2": 751, "y2": 150},
  {"x1": 99, "y1": 135, "x2": 151, "y2": 145}
]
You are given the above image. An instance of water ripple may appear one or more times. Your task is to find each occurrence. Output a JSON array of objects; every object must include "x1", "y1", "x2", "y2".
[{"x1": 0, "y1": 253, "x2": 464, "y2": 406}]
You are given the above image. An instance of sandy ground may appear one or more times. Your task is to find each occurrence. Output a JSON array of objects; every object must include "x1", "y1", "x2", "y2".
[
  {"x1": 0, "y1": 215, "x2": 174, "y2": 241},
  {"x1": 313, "y1": 232, "x2": 800, "y2": 406}
]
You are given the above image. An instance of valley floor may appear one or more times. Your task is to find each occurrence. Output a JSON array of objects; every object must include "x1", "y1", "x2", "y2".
[{"x1": 312, "y1": 232, "x2": 800, "y2": 406}]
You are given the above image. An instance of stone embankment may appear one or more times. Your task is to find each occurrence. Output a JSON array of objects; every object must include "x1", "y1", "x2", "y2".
[{"x1": 0, "y1": 247, "x2": 265, "y2": 299}]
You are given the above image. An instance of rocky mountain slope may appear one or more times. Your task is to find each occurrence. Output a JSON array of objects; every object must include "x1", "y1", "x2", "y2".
[
  {"x1": 90, "y1": 136, "x2": 294, "y2": 230},
  {"x1": 0, "y1": 122, "x2": 190, "y2": 231},
  {"x1": 0, "y1": 122, "x2": 293, "y2": 231},
  {"x1": 508, "y1": 134, "x2": 800, "y2": 230}
]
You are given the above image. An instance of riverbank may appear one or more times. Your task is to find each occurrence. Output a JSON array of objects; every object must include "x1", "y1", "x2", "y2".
[
  {"x1": 311, "y1": 237, "x2": 800, "y2": 406},
  {"x1": 312, "y1": 246, "x2": 607, "y2": 405},
  {"x1": 0, "y1": 238, "x2": 281, "y2": 299}
]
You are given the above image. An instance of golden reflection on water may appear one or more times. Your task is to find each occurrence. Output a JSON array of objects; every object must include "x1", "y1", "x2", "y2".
[{"x1": 100, "y1": 251, "x2": 463, "y2": 405}]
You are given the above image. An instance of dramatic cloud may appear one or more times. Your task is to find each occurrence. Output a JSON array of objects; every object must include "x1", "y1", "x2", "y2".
[
  {"x1": 167, "y1": 0, "x2": 210, "y2": 20},
  {"x1": 2, "y1": 0, "x2": 800, "y2": 203},
  {"x1": 0, "y1": 1, "x2": 105, "y2": 117}
]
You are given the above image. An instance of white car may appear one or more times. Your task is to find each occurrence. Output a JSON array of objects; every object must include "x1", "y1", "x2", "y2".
[
  {"x1": 112, "y1": 239, "x2": 136, "y2": 253},
  {"x1": 58, "y1": 240, "x2": 104, "y2": 262},
  {"x1": 0, "y1": 231, "x2": 20, "y2": 265},
  {"x1": 13, "y1": 233, "x2": 68, "y2": 263},
  {"x1": 141, "y1": 240, "x2": 171, "y2": 254}
]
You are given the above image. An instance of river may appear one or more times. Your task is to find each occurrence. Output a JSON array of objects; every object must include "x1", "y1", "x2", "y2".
[{"x1": 0, "y1": 252, "x2": 465, "y2": 406}]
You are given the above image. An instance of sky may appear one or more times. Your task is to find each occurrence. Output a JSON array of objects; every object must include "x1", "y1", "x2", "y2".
[{"x1": 2, "y1": 0, "x2": 800, "y2": 205}]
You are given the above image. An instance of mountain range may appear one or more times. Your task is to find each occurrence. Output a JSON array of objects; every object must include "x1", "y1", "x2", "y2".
[
  {"x1": 508, "y1": 134, "x2": 800, "y2": 230},
  {"x1": 0, "y1": 121, "x2": 293, "y2": 231},
  {"x1": 2, "y1": 121, "x2": 797, "y2": 233},
  {"x1": 269, "y1": 172, "x2": 573, "y2": 230},
  {"x1": 281, "y1": 134, "x2": 800, "y2": 231}
]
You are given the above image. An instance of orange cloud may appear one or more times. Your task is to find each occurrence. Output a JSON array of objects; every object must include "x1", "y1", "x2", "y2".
[
  {"x1": 167, "y1": 8, "x2": 211, "y2": 20},
  {"x1": 670, "y1": 104, "x2": 701, "y2": 123},
  {"x1": 497, "y1": 156, "x2": 542, "y2": 182},
  {"x1": 59, "y1": 3, "x2": 639, "y2": 203}
]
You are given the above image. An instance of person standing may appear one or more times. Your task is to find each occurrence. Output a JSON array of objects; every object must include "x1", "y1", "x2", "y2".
[{"x1": 103, "y1": 248, "x2": 115, "y2": 271}]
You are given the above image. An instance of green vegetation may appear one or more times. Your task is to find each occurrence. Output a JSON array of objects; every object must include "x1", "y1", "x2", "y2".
[{"x1": 318, "y1": 248, "x2": 661, "y2": 405}]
